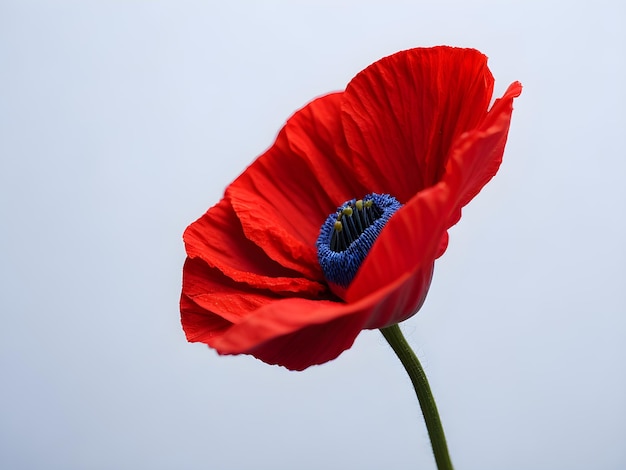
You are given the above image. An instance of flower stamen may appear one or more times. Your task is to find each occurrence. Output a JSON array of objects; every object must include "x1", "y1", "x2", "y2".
[
  {"x1": 329, "y1": 199, "x2": 383, "y2": 253},
  {"x1": 317, "y1": 193, "x2": 402, "y2": 288}
]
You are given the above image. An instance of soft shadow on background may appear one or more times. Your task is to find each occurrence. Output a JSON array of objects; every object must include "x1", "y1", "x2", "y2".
[{"x1": 1, "y1": 1, "x2": 624, "y2": 469}]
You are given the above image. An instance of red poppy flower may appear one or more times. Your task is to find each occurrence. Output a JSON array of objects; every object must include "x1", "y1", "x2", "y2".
[{"x1": 181, "y1": 46, "x2": 521, "y2": 371}]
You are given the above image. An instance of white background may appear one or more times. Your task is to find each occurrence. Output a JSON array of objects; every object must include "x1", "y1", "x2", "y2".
[{"x1": 1, "y1": 1, "x2": 624, "y2": 469}]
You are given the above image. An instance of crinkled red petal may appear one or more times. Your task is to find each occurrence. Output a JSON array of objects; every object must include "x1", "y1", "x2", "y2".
[
  {"x1": 184, "y1": 198, "x2": 325, "y2": 295},
  {"x1": 182, "y1": 257, "x2": 284, "y2": 325},
  {"x1": 444, "y1": 81, "x2": 523, "y2": 216},
  {"x1": 210, "y1": 268, "x2": 433, "y2": 370},
  {"x1": 227, "y1": 93, "x2": 366, "y2": 281},
  {"x1": 180, "y1": 294, "x2": 232, "y2": 345},
  {"x1": 341, "y1": 46, "x2": 495, "y2": 203},
  {"x1": 212, "y1": 297, "x2": 353, "y2": 370},
  {"x1": 181, "y1": 256, "x2": 372, "y2": 370},
  {"x1": 284, "y1": 93, "x2": 366, "y2": 204}
]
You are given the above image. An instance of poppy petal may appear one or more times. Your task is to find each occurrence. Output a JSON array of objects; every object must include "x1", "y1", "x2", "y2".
[
  {"x1": 285, "y1": 94, "x2": 366, "y2": 204},
  {"x1": 227, "y1": 94, "x2": 359, "y2": 280},
  {"x1": 210, "y1": 267, "x2": 434, "y2": 370},
  {"x1": 184, "y1": 198, "x2": 325, "y2": 295},
  {"x1": 444, "y1": 81, "x2": 523, "y2": 214},
  {"x1": 341, "y1": 46, "x2": 495, "y2": 202},
  {"x1": 182, "y1": 257, "x2": 283, "y2": 325},
  {"x1": 244, "y1": 314, "x2": 364, "y2": 371},
  {"x1": 180, "y1": 294, "x2": 232, "y2": 344},
  {"x1": 212, "y1": 297, "x2": 358, "y2": 370}
]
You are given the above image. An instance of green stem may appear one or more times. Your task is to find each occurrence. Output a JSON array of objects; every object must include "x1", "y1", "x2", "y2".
[{"x1": 380, "y1": 323, "x2": 453, "y2": 470}]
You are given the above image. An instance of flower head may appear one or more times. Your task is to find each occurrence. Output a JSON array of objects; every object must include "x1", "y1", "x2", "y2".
[{"x1": 181, "y1": 46, "x2": 522, "y2": 371}]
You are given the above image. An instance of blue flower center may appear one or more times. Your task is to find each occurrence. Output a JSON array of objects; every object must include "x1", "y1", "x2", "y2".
[{"x1": 316, "y1": 193, "x2": 402, "y2": 288}]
